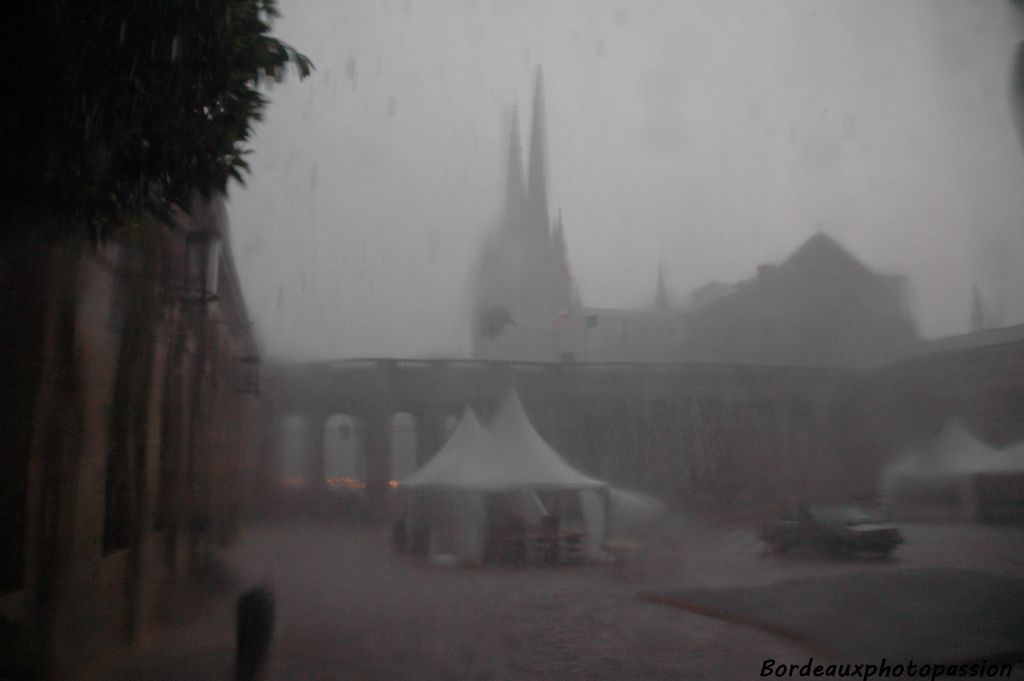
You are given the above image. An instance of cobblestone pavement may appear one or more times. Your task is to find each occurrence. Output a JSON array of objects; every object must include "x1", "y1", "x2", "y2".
[{"x1": 107, "y1": 516, "x2": 1024, "y2": 681}]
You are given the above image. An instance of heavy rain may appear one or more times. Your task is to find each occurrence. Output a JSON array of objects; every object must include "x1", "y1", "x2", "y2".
[{"x1": 3, "y1": 1, "x2": 1024, "y2": 680}]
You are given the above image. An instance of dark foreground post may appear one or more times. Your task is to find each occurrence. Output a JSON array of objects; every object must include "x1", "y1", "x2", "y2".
[{"x1": 236, "y1": 585, "x2": 275, "y2": 681}]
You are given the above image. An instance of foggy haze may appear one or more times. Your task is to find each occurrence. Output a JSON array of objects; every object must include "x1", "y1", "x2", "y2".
[{"x1": 227, "y1": 0, "x2": 1024, "y2": 360}]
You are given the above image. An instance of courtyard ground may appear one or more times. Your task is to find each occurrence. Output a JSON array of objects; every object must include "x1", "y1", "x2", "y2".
[{"x1": 103, "y1": 515, "x2": 1024, "y2": 680}]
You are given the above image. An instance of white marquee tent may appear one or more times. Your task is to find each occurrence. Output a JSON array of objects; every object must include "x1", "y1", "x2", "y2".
[
  {"x1": 398, "y1": 391, "x2": 610, "y2": 564},
  {"x1": 881, "y1": 420, "x2": 1024, "y2": 521}
]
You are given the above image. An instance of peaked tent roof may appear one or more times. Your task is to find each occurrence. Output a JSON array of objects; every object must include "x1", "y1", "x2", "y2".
[
  {"x1": 401, "y1": 407, "x2": 487, "y2": 488},
  {"x1": 399, "y1": 392, "x2": 606, "y2": 491},
  {"x1": 890, "y1": 420, "x2": 1024, "y2": 478},
  {"x1": 486, "y1": 390, "x2": 606, "y2": 490}
]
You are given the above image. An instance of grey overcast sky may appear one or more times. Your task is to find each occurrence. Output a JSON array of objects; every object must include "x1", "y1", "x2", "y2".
[{"x1": 227, "y1": 0, "x2": 1024, "y2": 361}]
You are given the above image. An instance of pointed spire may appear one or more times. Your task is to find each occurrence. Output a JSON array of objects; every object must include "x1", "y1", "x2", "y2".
[
  {"x1": 551, "y1": 210, "x2": 566, "y2": 257},
  {"x1": 570, "y1": 282, "x2": 582, "y2": 311},
  {"x1": 504, "y1": 106, "x2": 526, "y2": 229},
  {"x1": 549, "y1": 210, "x2": 572, "y2": 313},
  {"x1": 527, "y1": 66, "x2": 549, "y2": 235},
  {"x1": 655, "y1": 261, "x2": 670, "y2": 311},
  {"x1": 970, "y1": 284, "x2": 985, "y2": 332}
]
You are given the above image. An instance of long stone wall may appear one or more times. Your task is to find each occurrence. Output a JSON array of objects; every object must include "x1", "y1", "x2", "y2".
[
  {"x1": 266, "y1": 360, "x2": 859, "y2": 514},
  {"x1": 267, "y1": 335, "x2": 1024, "y2": 517}
]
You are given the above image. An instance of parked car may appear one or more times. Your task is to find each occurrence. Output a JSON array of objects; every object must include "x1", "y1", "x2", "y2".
[{"x1": 759, "y1": 504, "x2": 902, "y2": 558}]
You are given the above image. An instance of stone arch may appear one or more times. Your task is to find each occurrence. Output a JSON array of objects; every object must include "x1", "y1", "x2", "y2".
[
  {"x1": 390, "y1": 412, "x2": 418, "y2": 482},
  {"x1": 323, "y1": 413, "x2": 366, "y2": 489}
]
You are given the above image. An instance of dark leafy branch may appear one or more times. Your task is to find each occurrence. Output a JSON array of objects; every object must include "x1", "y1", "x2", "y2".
[{"x1": 2, "y1": 0, "x2": 312, "y2": 243}]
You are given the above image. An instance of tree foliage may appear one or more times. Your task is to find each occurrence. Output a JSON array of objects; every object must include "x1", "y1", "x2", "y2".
[
  {"x1": 1012, "y1": 2, "x2": 1024, "y2": 157},
  {"x1": 3, "y1": 1, "x2": 312, "y2": 243}
]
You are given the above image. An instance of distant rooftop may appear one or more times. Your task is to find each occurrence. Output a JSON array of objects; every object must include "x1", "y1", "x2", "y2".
[{"x1": 900, "y1": 322, "x2": 1024, "y2": 362}]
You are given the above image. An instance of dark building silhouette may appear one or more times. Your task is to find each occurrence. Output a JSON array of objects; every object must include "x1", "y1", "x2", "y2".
[
  {"x1": 470, "y1": 76, "x2": 916, "y2": 368},
  {"x1": 679, "y1": 232, "x2": 919, "y2": 367}
]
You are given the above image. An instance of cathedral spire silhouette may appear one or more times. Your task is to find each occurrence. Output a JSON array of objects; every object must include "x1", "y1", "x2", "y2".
[
  {"x1": 526, "y1": 67, "x2": 549, "y2": 236},
  {"x1": 551, "y1": 210, "x2": 572, "y2": 311},
  {"x1": 552, "y1": 210, "x2": 566, "y2": 262},
  {"x1": 473, "y1": 67, "x2": 575, "y2": 362},
  {"x1": 504, "y1": 106, "x2": 525, "y2": 230},
  {"x1": 655, "y1": 261, "x2": 670, "y2": 311}
]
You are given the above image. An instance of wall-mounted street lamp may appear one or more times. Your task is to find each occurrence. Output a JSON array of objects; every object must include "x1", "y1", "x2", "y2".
[
  {"x1": 181, "y1": 230, "x2": 222, "y2": 303},
  {"x1": 236, "y1": 355, "x2": 261, "y2": 394}
]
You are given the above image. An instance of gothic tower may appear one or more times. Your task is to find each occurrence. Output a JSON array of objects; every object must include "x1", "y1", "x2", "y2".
[
  {"x1": 473, "y1": 68, "x2": 575, "y2": 361},
  {"x1": 655, "y1": 261, "x2": 670, "y2": 312},
  {"x1": 504, "y1": 107, "x2": 525, "y2": 233},
  {"x1": 526, "y1": 68, "x2": 550, "y2": 239}
]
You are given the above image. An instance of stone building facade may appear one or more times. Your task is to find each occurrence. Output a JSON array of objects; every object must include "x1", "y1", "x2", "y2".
[{"x1": 0, "y1": 198, "x2": 266, "y2": 678}]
